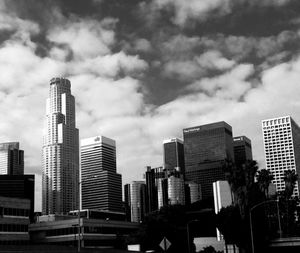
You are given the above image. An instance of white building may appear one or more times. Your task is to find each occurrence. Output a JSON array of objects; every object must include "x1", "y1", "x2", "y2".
[
  {"x1": 262, "y1": 116, "x2": 300, "y2": 196},
  {"x1": 81, "y1": 136, "x2": 122, "y2": 212},
  {"x1": 213, "y1": 180, "x2": 232, "y2": 241},
  {"x1": 42, "y1": 77, "x2": 79, "y2": 215}
]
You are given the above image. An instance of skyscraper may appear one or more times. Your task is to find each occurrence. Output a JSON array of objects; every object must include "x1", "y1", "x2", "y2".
[
  {"x1": 0, "y1": 142, "x2": 24, "y2": 175},
  {"x1": 145, "y1": 166, "x2": 158, "y2": 213},
  {"x1": 163, "y1": 138, "x2": 185, "y2": 173},
  {"x1": 81, "y1": 136, "x2": 122, "y2": 212},
  {"x1": 42, "y1": 77, "x2": 79, "y2": 215},
  {"x1": 233, "y1": 136, "x2": 253, "y2": 166},
  {"x1": 262, "y1": 116, "x2": 300, "y2": 196},
  {"x1": 183, "y1": 122, "x2": 234, "y2": 200}
]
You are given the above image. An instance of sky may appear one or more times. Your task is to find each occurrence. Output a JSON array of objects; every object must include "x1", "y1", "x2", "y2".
[{"x1": 1, "y1": 0, "x2": 300, "y2": 211}]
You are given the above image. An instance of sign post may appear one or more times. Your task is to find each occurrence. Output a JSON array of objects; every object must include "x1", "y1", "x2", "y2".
[{"x1": 159, "y1": 237, "x2": 171, "y2": 252}]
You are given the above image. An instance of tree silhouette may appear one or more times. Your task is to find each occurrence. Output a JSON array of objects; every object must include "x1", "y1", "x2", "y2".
[{"x1": 256, "y1": 169, "x2": 274, "y2": 199}]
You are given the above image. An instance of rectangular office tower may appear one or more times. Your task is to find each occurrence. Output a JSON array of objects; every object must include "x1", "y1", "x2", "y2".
[
  {"x1": 81, "y1": 136, "x2": 122, "y2": 212},
  {"x1": 183, "y1": 122, "x2": 234, "y2": 200},
  {"x1": 262, "y1": 116, "x2": 300, "y2": 196},
  {"x1": 42, "y1": 77, "x2": 79, "y2": 215},
  {"x1": 233, "y1": 136, "x2": 253, "y2": 166},
  {"x1": 163, "y1": 138, "x2": 185, "y2": 173},
  {"x1": 0, "y1": 142, "x2": 24, "y2": 175}
]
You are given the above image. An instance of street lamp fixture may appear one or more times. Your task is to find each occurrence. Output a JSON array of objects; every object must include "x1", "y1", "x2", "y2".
[{"x1": 249, "y1": 199, "x2": 282, "y2": 253}]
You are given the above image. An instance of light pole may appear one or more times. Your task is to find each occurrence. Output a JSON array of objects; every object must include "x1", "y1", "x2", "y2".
[
  {"x1": 187, "y1": 220, "x2": 198, "y2": 253},
  {"x1": 78, "y1": 180, "x2": 81, "y2": 252},
  {"x1": 249, "y1": 199, "x2": 282, "y2": 253}
]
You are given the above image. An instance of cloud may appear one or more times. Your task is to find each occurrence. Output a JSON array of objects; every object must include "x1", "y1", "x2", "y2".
[{"x1": 47, "y1": 17, "x2": 117, "y2": 59}]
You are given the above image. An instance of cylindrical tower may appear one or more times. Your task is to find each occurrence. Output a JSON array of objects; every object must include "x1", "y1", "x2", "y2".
[{"x1": 42, "y1": 77, "x2": 79, "y2": 215}]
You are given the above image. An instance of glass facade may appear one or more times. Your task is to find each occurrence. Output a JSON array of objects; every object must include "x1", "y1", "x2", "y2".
[
  {"x1": 233, "y1": 136, "x2": 253, "y2": 166},
  {"x1": 0, "y1": 142, "x2": 24, "y2": 175},
  {"x1": 163, "y1": 138, "x2": 185, "y2": 174},
  {"x1": 183, "y1": 121, "x2": 234, "y2": 200}
]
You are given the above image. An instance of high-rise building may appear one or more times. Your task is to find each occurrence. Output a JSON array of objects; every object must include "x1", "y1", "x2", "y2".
[
  {"x1": 262, "y1": 116, "x2": 300, "y2": 196},
  {"x1": 0, "y1": 142, "x2": 24, "y2": 175},
  {"x1": 81, "y1": 136, "x2": 122, "y2": 212},
  {"x1": 163, "y1": 138, "x2": 185, "y2": 174},
  {"x1": 233, "y1": 136, "x2": 253, "y2": 166},
  {"x1": 42, "y1": 77, "x2": 79, "y2": 215},
  {"x1": 145, "y1": 166, "x2": 158, "y2": 213},
  {"x1": 128, "y1": 181, "x2": 147, "y2": 223},
  {"x1": 183, "y1": 122, "x2": 234, "y2": 200}
]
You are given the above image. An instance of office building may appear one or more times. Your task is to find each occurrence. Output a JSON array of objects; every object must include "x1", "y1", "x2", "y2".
[
  {"x1": 145, "y1": 166, "x2": 158, "y2": 213},
  {"x1": 233, "y1": 136, "x2": 253, "y2": 166},
  {"x1": 163, "y1": 138, "x2": 185, "y2": 173},
  {"x1": 167, "y1": 175, "x2": 185, "y2": 205},
  {"x1": 30, "y1": 212, "x2": 139, "y2": 248},
  {"x1": 0, "y1": 196, "x2": 31, "y2": 245},
  {"x1": 42, "y1": 77, "x2": 79, "y2": 215},
  {"x1": 124, "y1": 184, "x2": 131, "y2": 221},
  {"x1": 0, "y1": 142, "x2": 24, "y2": 175},
  {"x1": 213, "y1": 181, "x2": 232, "y2": 241},
  {"x1": 81, "y1": 136, "x2": 122, "y2": 212},
  {"x1": 127, "y1": 181, "x2": 147, "y2": 223},
  {"x1": 154, "y1": 166, "x2": 186, "y2": 208},
  {"x1": 0, "y1": 175, "x2": 35, "y2": 221},
  {"x1": 183, "y1": 122, "x2": 234, "y2": 200},
  {"x1": 262, "y1": 116, "x2": 300, "y2": 195}
]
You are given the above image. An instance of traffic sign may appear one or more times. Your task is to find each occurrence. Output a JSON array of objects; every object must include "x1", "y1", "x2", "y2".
[{"x1": 159, "y1": 237, "x2": 171, "y2": 251}]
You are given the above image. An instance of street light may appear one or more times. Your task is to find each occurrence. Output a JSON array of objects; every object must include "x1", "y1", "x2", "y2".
[
  {"x1": 187, "y1": 220, "x2": 198, "y2": 253},
  {"x1": 249, "y1": 199, "x2": 282, "y2": 253}
]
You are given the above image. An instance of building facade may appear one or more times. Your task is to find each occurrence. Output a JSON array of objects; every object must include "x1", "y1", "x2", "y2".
[
  {"x1": 0, "y1": 196, "x2": 31, "y2": 245},
  {"x1": 42, "y1": 77, "x2": 79, "y2": 215},
  {"x1": 0, "y1": 175, "x2": 35, "y2": 221},
  {"x1": 163, "y1": 138, "x2": 185, "y2": 174},
  {"x1": 0, "y1": 142, "x2": 24, "y2": 175},
  {"x1": 213, "y1": 181, "x2": 232, "y2": 241},
  {"x1": 145, "y1": 166, "x2": 158, "y2": 213},
  {"x1": 262, "y1": 116, "x2": 300, "y2": 195},
  {"x1": 183, "y1": 122, "x2": 234, "y2": 200},
  {"x1": 127, "y1": 181, "x2": 147, "y2": 223},
  {"x1": 81, "y1": 136, "x2": 122, "y2": 212},
  {"x1": 233, "y1": 136, "x2": 253, "y2": 166}
]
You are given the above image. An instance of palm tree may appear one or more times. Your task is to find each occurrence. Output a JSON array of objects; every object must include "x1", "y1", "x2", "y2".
[
  {"x1": 223, "y1": 160, "x2": 259, "y2": 218},
  {"x1": 256, "y1": 169, "x2": 274, "y2": 199},
  {"x1": 283, "y1": 169, "x2": 298, "y2": 198}
]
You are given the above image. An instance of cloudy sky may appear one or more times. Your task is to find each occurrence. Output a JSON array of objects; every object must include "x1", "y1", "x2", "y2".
[{"x1": 1, "y1": 0, "x2": 300, "y2": 211}]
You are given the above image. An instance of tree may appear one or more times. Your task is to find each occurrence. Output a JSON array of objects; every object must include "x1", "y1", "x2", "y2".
[
  {"x1": 256, "y1": 169, "x2": 274, "y2": 199},
  {"x1": 283, "y1": 169, "x2": 298, "y2": 199}
]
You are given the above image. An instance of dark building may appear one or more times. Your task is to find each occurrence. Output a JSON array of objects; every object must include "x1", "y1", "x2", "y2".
[
  {"x1": 81, "y1": 136, "x2": 122, "y2": 213},
  {"x1": 0, "y1": 142, "x2": 24, "y2": 175},
  {"x1": 124, "y1": 184, "x2": 131, "y2": 221},
  {"x1": 0, "y1": 175, "x2": 35, "y2": 221},
  {"x1": 163, "y1": 138, "x2": 185, "y2": 174},
  {"x1": 145, "y1": 166, "x2": 158, "y2": 213},
  {"x1": 233, "y1": 136, "x2": 253, "y2": 166},
  {"x1": 183, "y1": 121, "x2": 234, "y2": 201}
]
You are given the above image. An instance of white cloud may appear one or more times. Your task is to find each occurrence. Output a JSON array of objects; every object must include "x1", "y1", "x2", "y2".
[{"x1": 47, "y1": 18, "x2": 117, "y2": 59}]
